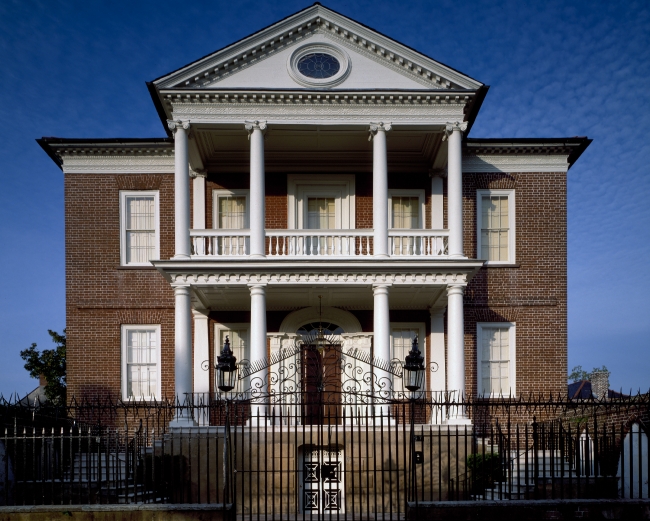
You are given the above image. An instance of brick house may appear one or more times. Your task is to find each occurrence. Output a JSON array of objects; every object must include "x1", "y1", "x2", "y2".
[{"x1": 38, "y1": 4, "x2": 590, "y2": 426}]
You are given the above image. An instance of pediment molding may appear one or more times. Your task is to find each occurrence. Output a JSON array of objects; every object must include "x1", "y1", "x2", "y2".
[{"x1": 153, "y1": 6, "x2": 482, "y2": 92}]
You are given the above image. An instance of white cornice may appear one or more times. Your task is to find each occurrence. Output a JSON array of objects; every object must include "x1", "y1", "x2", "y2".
[
  {"x1": 165, "y1": 91, "x2": 470, "y2": 125},
  {"x1": 154, "y1": 6, "x2": 482, "y2": 91},
  {"x1": 463, "y1": 154, "x2": 569, "y2": 173},
  {"x1": 61, "y1": 151, "x2": 175, "y2": 174}
]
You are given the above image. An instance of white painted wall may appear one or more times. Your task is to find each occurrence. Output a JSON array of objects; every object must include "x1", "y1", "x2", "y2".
[{"x1": 213, "y1": 33, "x2": 426, "y2": 90}]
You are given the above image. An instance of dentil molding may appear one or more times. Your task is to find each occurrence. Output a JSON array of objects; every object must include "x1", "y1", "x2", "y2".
[
  {"x1": 166, "y1": 271, "x2": 470, "y2": 286},
  {"x1": 61, "y1": 153, "x2": 175, "y2": 174},
  {"x1": 463, "y1": 153, "x2": 570, "y2": 173}
]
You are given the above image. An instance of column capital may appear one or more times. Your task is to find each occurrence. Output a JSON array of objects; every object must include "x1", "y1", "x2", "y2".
[
  {"x1": 429, "y1": 307, "x2": 446, "y2": 318},
  {"x1": 372, "y1": 283, "x2": 392, "y2": 294},
  {"x1": 368, "y1": 122, "x2": 392, "y2": 140},
  {"x1": 446, "y1": 284, "x2": 465, "y2": 297},
  {"x1": 167, "y1": 119, "x2": 191, "y2": 133},
  {"x1": 245, "y1": 120, "x2": 268, "y2": 137},
  {"x1": 248, "y1": 283, "x2": 268, "y2": 294},
  {"x1": 442, "y1": 121, "x2": 468, "y2": 141},
  {"x1": 172, "y1": 284, "x2": 191, "y2": 294},
  {"x1": 189, "y1": 167, "x2": 207, "y2": 179},
  {"x1": 429, "y1": 167, "x2": 447, "y2": 178}
]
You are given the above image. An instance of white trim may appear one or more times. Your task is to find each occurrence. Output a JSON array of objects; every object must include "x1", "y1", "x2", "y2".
[
  {"x1": 119, "y1": 190, "x2": 160, "y2": 267},
  {"x1": 476, "y1": 322, "x2": 516, "y2": 397},
  {"x1": 287, "y1": 42, "x2": 351, "y2": 88},
  {"x1": 279, "y1": 307, "x2": 363, "y2": 334},
  {"x1": 121, "y1": 324, "x2": 162, "y2": 401},
  {"x1": 476, "y1": 189, "x2": 516, "y2": 265},
  {"x1": 387, "y1": 189, "x2": 425, "y2": 229},
  {"x1": 212, "y1": 189, "x2": 250, "y2": 229},
  {"x1": 463, "y1": 154, "x2": 569, "y2": 173},
  {"x1": 61, "y1": 154, "x2": 174, "y2": 174},
  {"x1": 287, "y1": 174, "x2": 355, "y2": 230},
  {"x1": 390, "y1": 322, "x2": 426, "y2": 362}
]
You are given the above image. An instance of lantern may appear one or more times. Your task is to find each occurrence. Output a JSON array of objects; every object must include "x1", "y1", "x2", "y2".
[
  {"x1": 403, "y1": 336, "x2": 425, "y2": 392},
  {"x1": 216, "y1": 336, "x2": 238, "y2": 392}
]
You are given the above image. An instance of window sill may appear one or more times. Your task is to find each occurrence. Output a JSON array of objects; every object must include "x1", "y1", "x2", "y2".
[
  {"x1": 481, "y1": 263, "x2": 520, "y2": 268},
  {"x1": 117, "y1": 265, "x2": 157, "y2": 270}
]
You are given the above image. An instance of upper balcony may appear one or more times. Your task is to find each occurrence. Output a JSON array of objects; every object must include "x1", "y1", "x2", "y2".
[{"x1": 190, "y1": 228, "x2": 449, "y2": 259}]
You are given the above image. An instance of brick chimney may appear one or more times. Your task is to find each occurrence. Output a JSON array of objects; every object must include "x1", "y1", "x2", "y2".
[
  {"x1": 39, "y1": 374, "x2": 47, "y2": 387},
  {"x1": 591, "y1": 370, "x2": 609, "y2": 401}
]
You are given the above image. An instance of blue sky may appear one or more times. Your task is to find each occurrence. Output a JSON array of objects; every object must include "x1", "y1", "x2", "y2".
[{"x1": 0, "y1": 0, "x2": 648, "y2": 397}]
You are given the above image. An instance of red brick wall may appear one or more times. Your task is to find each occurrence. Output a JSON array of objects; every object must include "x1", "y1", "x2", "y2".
[
  {"x1": 65, "y1": 168, "x2": 568, "y2": 402},
  {"x1": 462, "y1": 172, "x2": 568, "y2": 397},
  {"x1": 65, "y1": 173, "x2": 175, "y2": 400}
]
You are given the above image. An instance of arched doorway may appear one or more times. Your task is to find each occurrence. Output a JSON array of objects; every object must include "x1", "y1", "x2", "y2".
[{"x1": 297, "y1": 321, "x2": 344, "y2": 425}]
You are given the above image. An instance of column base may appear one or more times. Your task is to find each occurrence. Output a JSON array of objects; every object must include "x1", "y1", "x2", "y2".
[
  {"x1": 168, "y1": 416, "x2": 198, "y2": 430},
  {"x1": 248, "y1": 254, "x2": 266, "y2": 259},
  {"x1": 448, "y1": 253, "x2": 468, "y2": 260},
  {"x1": 445, "y1": 417, "x2": 472, "y2": 426},
  {"x1": 172, "y1": 253, "x2": 191, "y2": 260}
]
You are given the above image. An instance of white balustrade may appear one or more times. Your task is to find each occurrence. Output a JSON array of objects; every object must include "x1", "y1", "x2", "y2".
[
  {"x1": 266, "y1": 229, "x2": 373, "y2": 258},
  {"x1": 388, "y1": 230, "x2": 449, "y2": 257},
  {"x1": 190, "y1": 229, "x2": 250, "y2": 257},
  {"x1": 189, "y1": 229, "x2": 449, "y2": 258}
]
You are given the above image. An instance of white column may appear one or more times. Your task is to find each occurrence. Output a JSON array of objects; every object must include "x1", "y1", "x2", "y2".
[
  {"x1": 191, "y1": 170, "x2": 206, "y2": 256},
  {"x1": 445, "y1": 122, "x2": 467, "y2": 259},
  {"x1": 246, "y1": 120, "x2": 267, "y2": 258},
  {"x1": 249, "y1": 284, "x2": 268, "y2": 420},
  {"x1": 446, "y1": 284, "x2": 470, "y2": 424},
  {"x1": 192, "y1": 170, "x2": 206, "y2": 229},
  {"x1": 430, "y1": 174, "x2": 444, "y2": 230},
  {"x1": 170, "y1": 285, "x2": 195, "y2": 427},
  {"x1": 373, "y1": 283, "x2": 391, "y2": 416},
  {"x1": 429, "y1": 309, "x2": 446, "y2": 394},
  {"x1": 369, "y1": 122, "x2": 391, "y2": 258},
  {"x1": 168, "y1": 120, "x2": 191, "y2": 260},
  {"x1": 192, "y1": 309, "x2": 210, "y2": 415}
]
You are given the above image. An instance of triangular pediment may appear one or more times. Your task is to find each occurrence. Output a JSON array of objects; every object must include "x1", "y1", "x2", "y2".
[{"x1": 153, "y1": 4, "x2": 483, "y2": 92}]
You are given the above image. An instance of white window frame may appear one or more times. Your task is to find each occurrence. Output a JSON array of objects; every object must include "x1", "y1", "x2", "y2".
[
  {"x1": 387, "y1": 190, "x2": 425, "y2": 229},
  {"x1": 119, "y1": 190, "x2": 160, "y2": 266},
  {"x1": 121, "y1": 324, "x2": 161, "y2": 401},
  {"x1": 287, "y1": 174, "x2": 355, "y2": 230},
  {"x1": 212, "y1": 189, "x2": 250, "y2": 229},
  {"x1": 476, "y1": 189, "x2": 516, "y2": 265},
  {"x1": 476, "y1": 322, "x2": 517, "y2": 397},
  {"x1": 214, "y1": 323, "x2": 250, "y2": 395}
]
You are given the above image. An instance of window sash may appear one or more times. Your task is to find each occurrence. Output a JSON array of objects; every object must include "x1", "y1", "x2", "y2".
[
  {"x1": 480, "y1": 326, "x2": 511, "y2": 396},
  {"x1": 218, "y1": 196, "x2": 247, "y2": 229},
  {"x1": 307, "y1": 198, "x2": 336, "y2": 230},
  {"x1": 124, "y1": 196, "x2": 156, "y2": 264},
  {"x1": 391, "y1": 196, "x2": 420, "y2": 229},
  {"x1": 480, "y1": 195, "x2": 509, "y2": 262},
  {"x1": 124, "y1": 328, "x2": 158, "y2": 400}
]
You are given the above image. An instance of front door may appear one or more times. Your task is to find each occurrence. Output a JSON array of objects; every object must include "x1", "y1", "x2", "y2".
[{"x1": 301, "y1": 344, "x2": 342, "y2": 425}]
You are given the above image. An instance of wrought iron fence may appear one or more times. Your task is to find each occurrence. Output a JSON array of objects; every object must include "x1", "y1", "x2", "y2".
[{"x1": 1, "y1": 393, "x2": 648, "y2": 514}]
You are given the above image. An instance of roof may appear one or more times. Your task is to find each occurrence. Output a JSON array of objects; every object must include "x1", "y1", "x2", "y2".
[{"x1": 568, "y1": 380, "x2": 627, "y2": 400}]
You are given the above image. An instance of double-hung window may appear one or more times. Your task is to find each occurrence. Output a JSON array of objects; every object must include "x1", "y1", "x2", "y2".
[
  {"x1": 121, "y1": 325, "x2": 161, "y2": 400},
  {"x1": 120, "y1": 191, "x2": 159, "y2": 266},
  {"x1": 477, "y1": 190, "x2": 515, "y2": 264},
  {"x1": 476, "y1": 323, "x2": 516, "y2": 397},
  {"x1": 213, "y1": 190, "x2": 249, "y2": 255},
  {"x1": 388, "y1": 190, "x2": 425, "y2": 255}
]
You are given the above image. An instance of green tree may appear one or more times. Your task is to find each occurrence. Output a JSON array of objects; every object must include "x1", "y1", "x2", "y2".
[
  {"x1": 20, "y1": 330, "x2": 66, "y2": 405},
  {"x1": 568, "y1": 364, "x2": 609, "y2": 383}
]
